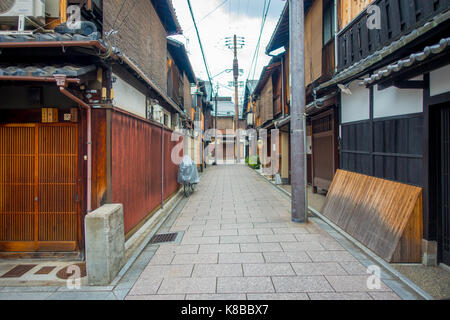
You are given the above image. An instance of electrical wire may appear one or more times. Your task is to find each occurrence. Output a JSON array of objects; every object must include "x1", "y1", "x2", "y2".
[
  {"x1": 186, "y1": 0, "x2": 229, "y2": 32},
  {"x1": 115, "y1": 0, "x2": 138, "y2": 33},
  {"x1": 111, "y1": 0, "x2": 128, "y2": 32},
  {"x1": 187, "y1": 0, "x2": 215, "y2": 100},
  {"x1": 251, "y1": 0, "x2": 272, "y2": 80},
  {"x1": 246, "y1": 0, "x2": 271, "y2": 82}
]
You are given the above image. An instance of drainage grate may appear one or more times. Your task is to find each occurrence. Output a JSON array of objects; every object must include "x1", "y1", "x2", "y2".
[{"x1": 149, "y1": 233, "x2": 178, "y2": 244}]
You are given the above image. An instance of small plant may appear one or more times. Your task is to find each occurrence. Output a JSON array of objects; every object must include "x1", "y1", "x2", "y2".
[{"x1": 247, "y1": 155, "x2": 260, "y2": 169}]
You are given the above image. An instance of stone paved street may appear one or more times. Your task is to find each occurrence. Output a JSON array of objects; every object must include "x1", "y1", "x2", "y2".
[{"x1": 125, "y1": 165, "x2": 409, "y2": 300}]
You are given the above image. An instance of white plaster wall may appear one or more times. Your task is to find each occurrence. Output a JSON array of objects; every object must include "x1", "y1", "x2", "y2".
[
  {"x1": 430, "y1": 64, "x2": 450, "y2": 97},
  {"x1": 374, "y1": 82, "x2": 423, "y2": 118},
  {"x1": 341, "y1": 81, "x2": 370, "y2": 123},
  {"x1": 112, "y1": 74, "x2": 146, "y2": 118}
]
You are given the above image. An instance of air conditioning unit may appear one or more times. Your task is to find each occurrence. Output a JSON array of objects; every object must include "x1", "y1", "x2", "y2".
[{"x1": 0, "y1": 0, "x2": 46, "y2": 28}]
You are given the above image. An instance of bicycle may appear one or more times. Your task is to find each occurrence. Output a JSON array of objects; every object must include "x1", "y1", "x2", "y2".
[{"x1": 183, "y1": 181, "x2": 196, "y2": 197}]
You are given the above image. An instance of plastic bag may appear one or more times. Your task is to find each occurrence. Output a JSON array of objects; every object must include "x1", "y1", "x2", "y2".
[{"x1": 177, "y1": 155, "x2": 200, "y2": 184}]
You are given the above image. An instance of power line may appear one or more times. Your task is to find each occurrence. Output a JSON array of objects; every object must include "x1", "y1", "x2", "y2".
[
  {"x1": 186, "y1": 0, "x2": 229, "y2": 32},
  {"x1": 252, "y1": 0, "x2": 272, "y2": 80},
  {"x1": 246, "y1": 0, "x2": 267, "y2": 80},
  {"x1": 111, "y1": 0, "x2": 128, "y2": 31},
  {"x1": 246, "y1": 0, "x2": 271, "y2": 82},
  {"x1": 187, "y1": 0, "x2": 215, "y2": 100},
  {"x1": 116, "y1": 0, "x2": 138, "y2": 33}
]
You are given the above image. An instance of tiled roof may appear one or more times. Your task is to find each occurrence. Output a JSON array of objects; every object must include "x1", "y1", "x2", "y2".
[
  {"x1": 0, "y1": 31, "x2": 101, "y2": 43},
  {"x1": 315, "y1": 9, "x2": 450, "y2": 93},
  {"x1": 0, "y1": 65, "x2": 96, "y2": 77},
  {"x1": 362, "y1": 37, "x2": 450, "y2": 86}
]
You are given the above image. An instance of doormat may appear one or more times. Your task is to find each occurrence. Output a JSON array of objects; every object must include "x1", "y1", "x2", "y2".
[
  {"x1": 35, "y1": 266, "x2": 57, "y2": 275},
  {"x1": 56, "y1": 263, "x2": 86, "y2": 280},
  {"x1": 1, "y1": 264, "x2": 37, "y2": 278}
]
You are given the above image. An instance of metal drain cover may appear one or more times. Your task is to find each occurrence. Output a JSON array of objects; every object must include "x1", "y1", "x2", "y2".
[{"x1": 149, "y1": 233, "x2": 178, "y2": 244}]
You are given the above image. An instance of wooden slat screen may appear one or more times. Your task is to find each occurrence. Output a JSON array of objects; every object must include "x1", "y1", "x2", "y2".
[
  {"x1": 0, "y1": 124, "x2": 79, "y2": 252},
  {"x1": 0, "y1": 125, "x2": 35, "y2": 242},
  {"x1": 37, "y1": 125, "x2": 78, "y2": 242},
  {"x1": 321, "y1": 169, "x2": 423, "y2": 262}
]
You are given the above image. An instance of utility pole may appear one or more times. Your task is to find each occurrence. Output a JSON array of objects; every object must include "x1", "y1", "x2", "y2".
[
  {"x1": 290, "y1": 0, "x2": 307, "y2": 223},
  {"x1": 233, "y1": 35, "x2": 240, "y2": 163},
  {"x1": 225, "y1": 35, "x2": 245, "y2": 164},
  {"x1": 214, "y1": 84, "x2": 219, "y2": 165}
]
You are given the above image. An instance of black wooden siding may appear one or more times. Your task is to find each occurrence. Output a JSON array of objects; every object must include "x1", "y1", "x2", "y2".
[
  {"x1": 340, "y1": 114, "x2": 423, "y2": 186},
  {"x1": 337, "y1": 0, "x2": 450, "y2": 71}
]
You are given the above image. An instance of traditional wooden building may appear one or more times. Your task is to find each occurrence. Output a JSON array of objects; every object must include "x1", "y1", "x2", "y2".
[
  {"x1": 315, "y1": 0, "x2": 450, "y2": 265},
  {"x1": 265, "y1": 0, "x2": 339, "y2": 191},
  {"x1": 0, "y1": 0, "x2": 195, "y2": 257}
]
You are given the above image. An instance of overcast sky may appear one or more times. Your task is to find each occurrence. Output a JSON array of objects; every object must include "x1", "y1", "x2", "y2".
[{"x1": 170, "y1": 0, "x2": 286, "y2": 105}]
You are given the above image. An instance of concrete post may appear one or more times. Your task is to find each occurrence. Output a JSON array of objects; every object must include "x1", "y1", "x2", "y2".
[
  {"x1": 289, "y1": 0, "x2": 308, "y2": 223},
  {"x1": 85, "y1": 204, "x2": 125, "y2": 285}
]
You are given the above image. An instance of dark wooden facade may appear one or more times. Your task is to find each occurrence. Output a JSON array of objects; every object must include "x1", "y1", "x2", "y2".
[{"x1": 337, "y1": 0, "x2": 450, "y2": 72}]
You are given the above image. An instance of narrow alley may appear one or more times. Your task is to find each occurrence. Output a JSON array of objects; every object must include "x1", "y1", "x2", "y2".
[
  {"x1": 0, "y1": 0, "x2": 449, "y2": 307},
  {"x1": 124, "y1": 165, "x2": 413, "y2": 300}
]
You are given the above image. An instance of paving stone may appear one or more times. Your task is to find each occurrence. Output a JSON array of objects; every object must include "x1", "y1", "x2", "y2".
[
  {"x1": 308, "y1": 292, "x2": 373, "y2": 300},
  {"x1": 186, "y1": 294, "x2": 246, "y2": 300},
  {"x1": 307, "y1": 251, "x2": 357, "y2": 262},
  {"x1": 47, "y1": 292, "x2": 117, "y2": 300},
  {"x1": 240, "y1": 243, "x2": 283, "y2": 253},
  {"x1": 148, "y1": 254, "x2": 175, "y2": 265},
  {"x1": 272, "y1": 228, "x2": 310, "y2": 235},
  {"x1": 181, "y1": 236, "x2": 220, "y2": 245},
  {"x1": 172, "y1": 253, "x2": 218, "y2": 265},
  {"x1": 158, "y1": 277, "x2": 216, "y2": 294},
  {"x1": 219, "y1": 253, "x2": 265, "y2": 264},
  {"x1": 320, "y1": 241, "x2": 345, "y2": 250},
  {"x1": 339, "y1": 261, "x2": 369, "y2": 275},
  {"x1": 238, "y1": 228, "x2": 274, "y2": 235},
  {"x1": 295, "y1": 234, "x2": 334, "y2": 242},
  {"x1": 189, "y1": 224, "x2": 220, "y2": 231},
  {"x1": 281, "y1": 242, "x2": 325, "y2": 251},
  {"x1": 203, "y1": 229, "x2": 238, "y2": 236},
  {"x1": 156, "y1": 245, "x2": 199, "y2": 255},
  {"x1": 247, "y1": 293, "x2": 309, "y2": 300},
  {"x1": 272, "y1": 276, "x2": 334, "y2": 293},
  {"x1": 127, "y1": 277, "x2": 163, "y2": 296},
  {"x1": 258, "y1": 234, "x2": 298, "y2": 243},
  {"x1": 125, "y1": 294, "x2": 185, "y2": 300},
  {"x1": 291, "y1": 262, "x2": 348, "y2": 276},
  {"x1": 221, "y1": 223, "x2": 254, "y2": 229},
  {"x1": 182, "y1": 230, "x2": 204, "y2": 237},
  {"x1": 217, "y1": 277, "x2": 275, "y2": 293},
  {"x1": 243, "y1": 263, "x2": 295, "y2": 276},
  {"x1": 325, "y1": 275, "x2": 392, "y2": 292},
  {"x1": 192, "y1": 264, "x2": 243, "y2": 277},
  {"x1": 253, "y1": 223, "x2": 289, "y2": 229},
  {"x1": 220, "y1": 235, "x2": 259, "y2": 244},
  {"x1": 140, "y1": 265, "x2": 193, "y2": 278},
  {"x1": 263, "y1": 251, "x2": 312, "y2": 263},
  {"x1": 198, "y1": 244, "x2": 240, "y2": 253}
]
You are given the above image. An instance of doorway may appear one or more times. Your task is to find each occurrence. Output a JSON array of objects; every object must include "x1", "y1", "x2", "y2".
[
  {"x1": 0, "y1": 123, "x2": 80, "y2": 252},
  {"x1": 440, "y1": 105, "x2": 450, "y2": 265}
]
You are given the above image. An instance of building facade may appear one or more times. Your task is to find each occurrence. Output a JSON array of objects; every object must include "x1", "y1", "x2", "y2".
[{"x1": 0, "y1": 0, "x2": 197, "y2": 256}]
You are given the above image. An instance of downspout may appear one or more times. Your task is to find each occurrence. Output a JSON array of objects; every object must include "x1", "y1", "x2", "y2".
[
  {"x1": 161, "y1": 126, "x2": 165, "y2": 209},
  {"x1": 57, "y1": 78, "x2": 92, "y2": 214},
  {"x1": 281, "y1": 55, "x2": 285, "y2": 118},
  {"x1": 334, "y1": 0, "x2": 339, "y2": 74}
]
